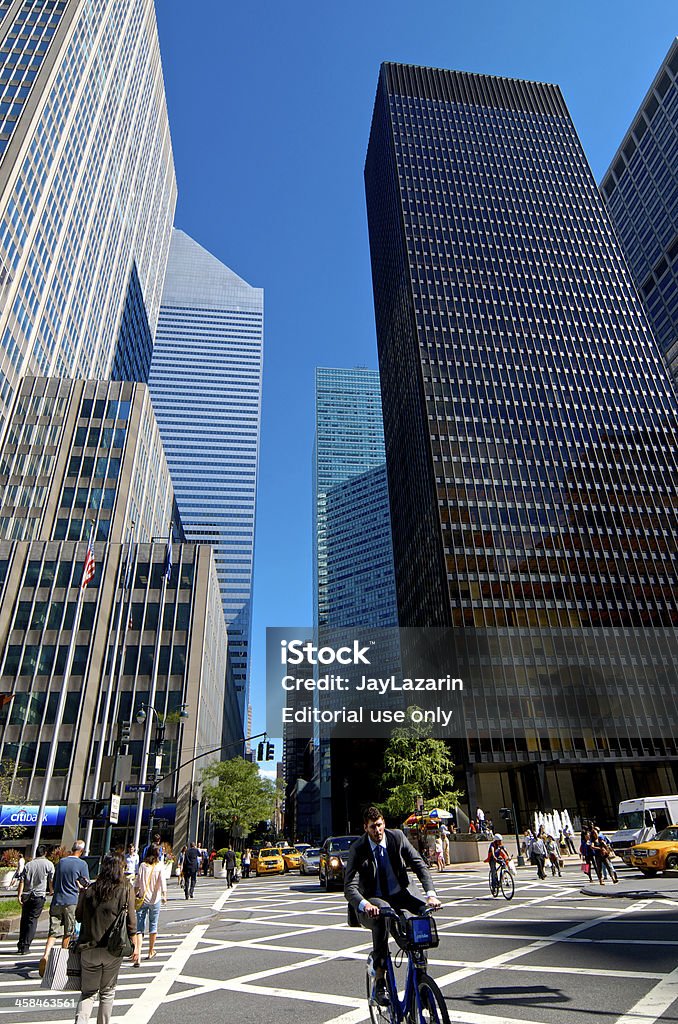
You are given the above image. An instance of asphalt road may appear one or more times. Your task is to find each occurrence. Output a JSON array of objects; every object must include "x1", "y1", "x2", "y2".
[{"x1": 1, "y1": 863, "x2": 677, "y2": 1024}]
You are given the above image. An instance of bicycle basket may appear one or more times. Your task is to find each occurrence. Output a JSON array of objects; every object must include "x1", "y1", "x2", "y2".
[{"x1": 396, "y1": 915, "x2": 439, "y2": 950}]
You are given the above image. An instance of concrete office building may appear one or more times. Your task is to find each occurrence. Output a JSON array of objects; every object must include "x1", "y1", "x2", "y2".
[
  {"x1": 364, "y1": 63, "x2": 678, "y2": 824},
  {"x1": 0, "y1": 0, "x2": 176, "y2": 437},
  {"x1": 150, "y1": 229, "x2": 263, "y2": 725},
  {"x1": 0, "y1": 377, "x2": 233, "y2": 849},
  {"x1": 601, "y1": 38, "x2": 678, "y2": 384}
]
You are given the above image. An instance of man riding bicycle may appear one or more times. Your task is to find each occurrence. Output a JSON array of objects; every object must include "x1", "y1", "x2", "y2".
[
  {"x1": 486, "y1": 833, "x2": 509, "y2": 890},
  {"x1": 344, "y1": 806, "x2": 441, "y2": 1006}
]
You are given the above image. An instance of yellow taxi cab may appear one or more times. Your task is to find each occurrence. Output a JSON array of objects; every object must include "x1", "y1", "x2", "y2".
[
  {"x1": 278, "y1": 846, "x2": 302, "y2": 872},
  {"x1": 629, "y1": 825, "x2": 678, "y2": 876},
  {"x1": 251, "y1": 847, "x2": 285, "y2": 876}
]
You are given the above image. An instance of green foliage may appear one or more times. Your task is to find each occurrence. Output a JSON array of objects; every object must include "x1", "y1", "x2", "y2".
[
  {"x1": 382, "y1": 708, "x2": 462, "y2": 819},
  {"x1": 0, "y1": 848, "x2": 21, "y2": 868},
  {"x1": 0, "y1": 898, "x2": 21, "y2": 919},
  {"x1": 201, "y1": 757, "x2": 278, "y2": 836},
  {"x1": 0, "y1": 758, "x2": 27, "y2": 842}
]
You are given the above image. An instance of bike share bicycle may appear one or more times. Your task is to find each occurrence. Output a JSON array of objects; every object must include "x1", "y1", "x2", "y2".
[
  {"x1": 489, "y1": 860, "x2": 515, "y2": 900},
  {"x1": 366, "y1": 907, "x2": 450, "y2": 1024}
]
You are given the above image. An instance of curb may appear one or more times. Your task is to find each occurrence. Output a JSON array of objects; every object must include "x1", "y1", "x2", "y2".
[{"x1": 581, "y1": 885, "x2": 678, "y2": 900}]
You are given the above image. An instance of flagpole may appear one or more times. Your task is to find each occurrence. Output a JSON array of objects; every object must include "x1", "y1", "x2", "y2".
[
  {"x1": 83, "y1": 521, "x2": 135, "y2": 853},
  {"x1": 31, "y1": 526, "x2": 94, "y2": 856},
  {"x1": 132, "y1": 525, "x2": 172, "y2": 851}
]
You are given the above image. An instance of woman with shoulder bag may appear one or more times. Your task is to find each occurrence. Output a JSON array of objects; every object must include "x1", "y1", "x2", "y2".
[
  {"x1": 134, "y1": 845, "x2": 167, "y2": 964},
  {"x1": 74, "y1": 852, "x2": 136, "y2": 1024}
]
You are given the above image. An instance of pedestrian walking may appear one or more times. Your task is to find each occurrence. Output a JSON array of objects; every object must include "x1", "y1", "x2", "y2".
[
  {"x1": 123, "y1": 844, "x2": 138, "y2": 881},
  {"x1": 531, "y1": 835, "x2": 548, "y2": 879},
  {"x1": 562, "y1": 824, "x2": 577, "y2": 856},
  {"x1": 241, "y1": 848, "x2": 251, "y2": 879},
  {"x1": 17, "y1": 845, "x2": 54, "y2": 954},
  {"x1": 182, "y1": 841, "x2": 200, "y2": 899},
  {"x1": 133, "y1": 845, "x2": 167, "y2": 963},
  {"x1": 579, "y1": 830, "x2": 601, "y2": 883},
  {"x1": 434, "y1": 836, "x2": 445, "y2": 872},
  {"x1": 39, "y1": 840, "x2": 90, "y2": 978},
  {"x1": 177, "y1": 845, "x2": 187, "y2": 886},
  {"x1": 222, "y1": 847, "x2": 237, "y2": 887},
  {"x1": 545, "y1": 835, "x2": 562, "y2": 877},
  {"x1": 74, "y1": 852, "x2": 136, "y2": 1024},
  {"x1": 141, "y1": 833, "x2": 164, "y2": 863},
  {"x1": 201, "y1": 846, "x2": 210, "y2": 876}
]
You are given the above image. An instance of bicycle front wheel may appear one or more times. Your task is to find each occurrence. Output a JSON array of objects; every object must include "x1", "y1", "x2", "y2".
[
  {"x1": 500, "y1": 869, "x2": 515, "y2": 901},
  {"x1": 416, "y1": 974, "x2": 450, "y2": 1024}
]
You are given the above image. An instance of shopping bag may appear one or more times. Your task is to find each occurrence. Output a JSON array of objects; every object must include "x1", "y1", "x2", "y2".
[
  {"x1": 580, "y1": 862, "x2": 590, "y2": 875},
  {"x1": 507, "y1": 858, "x2": 517, "y2": 877},
  {"x1": 41, "y1": 946, "x2": 81, "y2": 991}
]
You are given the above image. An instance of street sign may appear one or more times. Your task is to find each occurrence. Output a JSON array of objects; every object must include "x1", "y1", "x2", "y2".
[
  {"x1": 109, "y1": 793, "x2": 120, "y2": 824},
  {"x1": 125, "y1": 783, "x2": 154, "y2": 793}
]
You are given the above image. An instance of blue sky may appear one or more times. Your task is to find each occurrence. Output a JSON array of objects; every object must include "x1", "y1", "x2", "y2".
[{"x1": 155, "y1": 1, "x2": 677, "y2": 743}]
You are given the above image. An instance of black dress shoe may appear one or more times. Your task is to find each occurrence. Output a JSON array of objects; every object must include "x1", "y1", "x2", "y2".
[{"x1": 374, "y1": 979, "x2": 389, "y2": 1007}]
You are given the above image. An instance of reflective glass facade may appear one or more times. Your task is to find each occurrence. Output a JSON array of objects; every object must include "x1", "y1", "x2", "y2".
[
  {"x1": 601, "y1": 38, "x2": 678, "y2": 384},
  {"x1": 314, "y1": 367, "x2": 397, "y2": 631},
  {"x1": 0, "y1": 0, "x2": 176, "y2": 434},
  {"x1": 364, "y1": 63, "x2": 678, "y2": 821},
  {"x1": 149, "y1": 229, "x2": 263, "y2": 721}
]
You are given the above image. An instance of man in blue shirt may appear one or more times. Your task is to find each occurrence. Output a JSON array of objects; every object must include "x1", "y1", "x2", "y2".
[{"x1": 39, "y1": 839, "x2": 89, "y2": 977}]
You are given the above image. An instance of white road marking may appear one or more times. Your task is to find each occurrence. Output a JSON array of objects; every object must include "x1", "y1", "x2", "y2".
[{"x1": 613, "y1": 962, "x2": 678, "y2": 1024}]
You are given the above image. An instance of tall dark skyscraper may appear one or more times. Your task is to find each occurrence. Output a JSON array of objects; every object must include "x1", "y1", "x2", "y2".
[
  {"x1": 601, "y1": 38, "x2": 678, "y2": 385},
  {"x1": 365, "y1": 63, "x2": 678, "y2": 821}
]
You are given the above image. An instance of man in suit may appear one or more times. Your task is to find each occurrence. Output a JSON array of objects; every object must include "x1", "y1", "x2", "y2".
[{"x1": 344, "y1": 806, "x2": 441, "y2": 1005}]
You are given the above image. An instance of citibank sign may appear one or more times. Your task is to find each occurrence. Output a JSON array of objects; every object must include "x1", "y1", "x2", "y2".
[{"x1": 0, "y1": 805, "x2": 67, "y2": 827}]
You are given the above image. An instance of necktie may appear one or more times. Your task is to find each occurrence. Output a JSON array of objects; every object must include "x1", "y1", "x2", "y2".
[{"x1": 375, "y1": 844, "x2": 390, "y2": 897}]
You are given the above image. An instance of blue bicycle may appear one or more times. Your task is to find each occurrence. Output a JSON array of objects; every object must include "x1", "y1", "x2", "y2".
[{"x1": 366, "y1": 907, "x2": 450, "y2": 1024}]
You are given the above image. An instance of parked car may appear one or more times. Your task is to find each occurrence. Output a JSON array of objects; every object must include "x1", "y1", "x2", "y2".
[
  {"x1": 318, "y1": 835, "x2": 359, "y2": 891},
  {"x1": 251, "y1": 847, "x2": 285, "y2": 876},
  {"x1": 278, "y1": 846, "x2": 302, "y2": 872},
  {"x1": 629, "y1": 825, "x2": 678, "y2": 876},
  {"x1": 300, "y1": 847, "x2": 321, "y2": 875}
]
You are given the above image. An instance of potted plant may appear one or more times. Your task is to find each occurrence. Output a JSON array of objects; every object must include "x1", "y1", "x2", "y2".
[{"x1": 0, "y1": 848, "x2": 21, "y2": 888}]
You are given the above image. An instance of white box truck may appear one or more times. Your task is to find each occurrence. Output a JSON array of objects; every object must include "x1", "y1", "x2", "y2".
[{"x1": 611, "y1": 795, "x2": 678, "y2": 863}]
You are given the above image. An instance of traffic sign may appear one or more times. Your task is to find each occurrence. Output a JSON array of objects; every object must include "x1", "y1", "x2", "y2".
[
  {"x1": 109, "y1": 794, "x2": 120, "y2": 824},
  {"x1": 125, "y1": 783, "x2": 154, "y2": 793}
]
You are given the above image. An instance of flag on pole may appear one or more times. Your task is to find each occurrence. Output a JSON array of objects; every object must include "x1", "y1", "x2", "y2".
[
  {"x1": 163, "y1": 523, "x2": 172, "y2": 582},
  {"x1": 81, "y1": 529, "x2": 96, "y2": 589},
  {"x1": 0, "y1": 692, "x2": 14, "y2": 707}
]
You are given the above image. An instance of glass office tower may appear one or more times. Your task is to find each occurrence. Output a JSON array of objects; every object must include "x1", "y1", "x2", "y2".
[
  {"x1": 365, "y1": 63, "x2": 678, "y2": 822},
  {"x1": 314, "y1": 366, "x2": 397, "y2": 630},
  {"x1": 149, "y1": 229, "x2": 263, "y2": 723},
  {"x1": 601, "y1": 38, "x2": 678, "y2": 385},
  {"x1": 312, "y1": 367, "x2": 398, "y2": 834},
  {"x1": 0, "y1": 0, "x2": 176, "y2": 434}
]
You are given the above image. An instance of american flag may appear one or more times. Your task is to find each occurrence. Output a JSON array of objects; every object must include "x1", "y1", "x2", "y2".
[{"x1": 81, "y1": 532, "x2": 96, "y2": 589}]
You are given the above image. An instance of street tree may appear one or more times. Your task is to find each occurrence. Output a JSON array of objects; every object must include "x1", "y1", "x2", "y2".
[
  {"x1": 201, "y1": 757, "x2": 279, "y2": 837},
  {"x1": 382, "y1": 710, "x2": 461, "y2": 819}
]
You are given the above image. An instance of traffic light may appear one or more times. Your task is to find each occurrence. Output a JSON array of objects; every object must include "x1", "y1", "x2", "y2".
[
  {"x1": 80, "y1": 800, "x2": 107, "y2": 820},
  {"x1": 118, "y1": 720, "x2": 131, "y2": 743},
  {"x1": 266, "y1": 741, "x2": 275, "y2": 761},
  {"x1": 257, "y1": 741, "x2": 265, "y2": 761}
]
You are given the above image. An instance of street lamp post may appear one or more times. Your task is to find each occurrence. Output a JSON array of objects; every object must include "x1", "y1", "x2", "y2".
[{"x1": 134, "y1": 702, "x2": 188, "y2": 853}]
